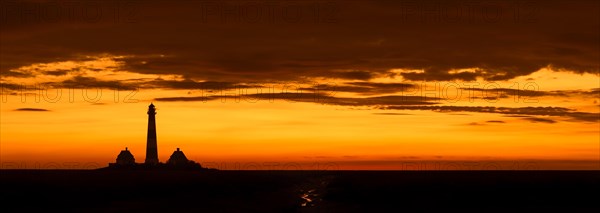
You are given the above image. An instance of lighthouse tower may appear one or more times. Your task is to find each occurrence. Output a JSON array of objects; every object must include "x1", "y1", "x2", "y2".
[{"x1": 145, "y1": 103, "x2": 159, "y2": 165}]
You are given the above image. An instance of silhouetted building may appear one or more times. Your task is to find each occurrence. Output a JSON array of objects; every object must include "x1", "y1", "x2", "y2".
[
  {"x1": 145, "y1": 103, "x2": 159, "y2": 165},
  {"x1": 116, "y1": 147, "x2": 136, "y2": 165},
  {"x1": 108, "y1": 147, "x2": 136, "y2": 167},
  {"x1": 167, "y1": 148, "x2": 189, "y2": 166},
  {"x1": 104, "y1": 104, "x2": 209, "y2": 171}
]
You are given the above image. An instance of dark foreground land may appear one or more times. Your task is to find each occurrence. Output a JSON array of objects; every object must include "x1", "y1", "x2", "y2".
[{"x1": 1, "y1": 170, "x2": 599, "y2": 212}]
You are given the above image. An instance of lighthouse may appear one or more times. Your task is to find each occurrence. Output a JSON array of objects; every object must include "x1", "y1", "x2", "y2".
[
  {"x1": 105, "y1": 103, "x2": 206, "y2": 170},
  {"x1": 145, "y1": 103, "x2": 159, "y2": 165}
]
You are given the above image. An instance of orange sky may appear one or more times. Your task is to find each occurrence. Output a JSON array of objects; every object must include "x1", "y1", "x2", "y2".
[
  {"x1": 0, "y1": 0, "x2": 599, "y2": 170},
  {"x1": 1, "y1": 64, "x2": 598, "y2": 169}
]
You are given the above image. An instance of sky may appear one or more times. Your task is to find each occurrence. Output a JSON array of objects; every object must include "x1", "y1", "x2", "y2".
[{"x1": 0, "y1": 0, "x2": 599, "y2": 170}]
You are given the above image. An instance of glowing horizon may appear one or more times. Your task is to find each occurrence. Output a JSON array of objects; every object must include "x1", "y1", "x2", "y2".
[
  {"x1": 1, "y1": 1, "x2": 598, "y2": 170},
  {"x1": 1, "y1": 66, "x2": 598, "y2": 170}
]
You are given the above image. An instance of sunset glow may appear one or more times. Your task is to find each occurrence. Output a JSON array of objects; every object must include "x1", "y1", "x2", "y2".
[{"x1": 1, "y1": 0, "x2": 598, "y2": 170}]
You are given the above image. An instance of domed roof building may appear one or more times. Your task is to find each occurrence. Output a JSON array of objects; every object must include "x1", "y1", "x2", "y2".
[
  {"x1": 116, "y1": 147, "x2": 135, "y2": 165},
  {"x1": 167, "y1": 148, "x2": 189, "y2": 166},
  {"x1": 108, "y1": 147, "x2": 136, "y2": 167}
]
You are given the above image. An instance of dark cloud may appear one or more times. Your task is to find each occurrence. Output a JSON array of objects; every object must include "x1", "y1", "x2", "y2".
[
  {"x1": 461, "y1": 87, "x2": 595, "y2": 101},
  {"x1": 463, "y1": 88, "x2": 567, "y2": 98},
  {"x1": 481, "y1": 94, "x2": 510, "y2": 101},
  {"x1": 300, "y1": 82, "x2": 416, "y2": 95},
  {"x1": 4, "y1": 77, "x2": 263, "y2": 92},
  {"x1": 143, "y1": 79, "x2": 255, "y2": 90},
  {"x1": 563, "y1": 112, "x2": 600, "y2": 122},
  {"x1": 400, "y1": 70, "x2": 480, "y2": 81},
  {"x1": 44, "y1": 70, "x2": 70, "y2": 76},
  {"x1": 154, "y1": 96, "x2": 218, "y2": 102},
  {"x1": 1, "y1": 0, "x2": 597, "y2": 82},
  {"x1": 372, "y1": 112, "x2": 413, "y2": 115},
  {"x1": 14, "y1": 108, "x2": 50, "y2": 112},
  {"x1": 582, "y1": 88, "x2": 600, "y2": 96},
  {"x1": 0, "y1": 82, "x2": 23, "y2": 90},
  {"x1": 383, "y1": 106, "x2": 599, "y2": 123},
  {"x1": 154, "y1": 90, "x2": 598, "y2": 123},
  {"x1": 0, "y1": 70, "x2": 33, "y2": 78},
  {"x1": 155, "y1": 93, "x2": 441, "y2": 106},
  {"x1": 51, "y1": 76, "x2": 138, "y2": 90},
  {"x1": 315, "y1": 70, "x2": 376, "y2": 80},
  {"x1": 523, "y1": 117, "x2": 557, "y2": 123},
  {"x1": 244, "y1": 93, "x2": 441, "y2": 106},
  {"x1": 503, "y1": 115, "x2": 532, "y2": 118},
  {"x1": 345, "y1": 82, "x2": 416, "y2": 94},
  {"x1": 347, "y1": 82, "x2": 414, "y2": 89}
]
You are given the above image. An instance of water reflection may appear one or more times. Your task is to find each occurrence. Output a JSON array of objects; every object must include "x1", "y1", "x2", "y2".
[
  {"x1": 300, "y1": 189, "x2": 317, "y2": 207},
  {"x1": 298, "y1": 175, "x2": 334, "y2": 208}
]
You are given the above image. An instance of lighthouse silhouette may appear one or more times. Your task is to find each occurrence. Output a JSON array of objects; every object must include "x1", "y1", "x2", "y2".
[
  {"x1": 105, "y1": 103, "x2": 206, "y2": 170},
  {"x1": 145, "y1": 103, "x2": 159, "y2": 165}
]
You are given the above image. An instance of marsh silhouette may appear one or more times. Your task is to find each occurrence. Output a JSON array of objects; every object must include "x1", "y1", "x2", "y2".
[{"x1": 2, "y1": 170, "x2": 599, "y2": 212}]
